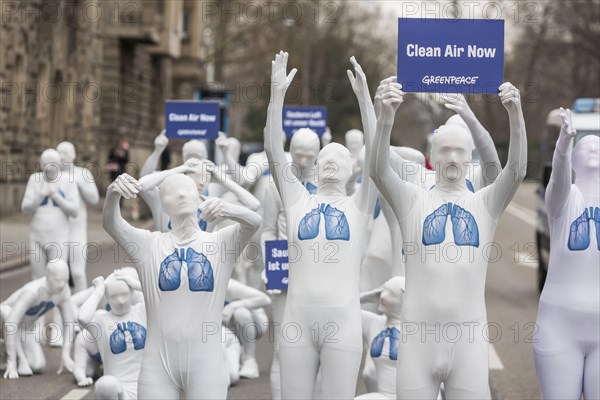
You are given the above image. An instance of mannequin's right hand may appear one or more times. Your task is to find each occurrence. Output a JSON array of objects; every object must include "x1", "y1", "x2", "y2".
[
  {"x1": 375, "y1": 76, "x2": 397, "y2": 117},
  {"x1": 182, "y1": 157, "x2": 202, "y2": 173},
  {"x1": 379, "y1": 80, "x2": 404, "y2": 115},
  {"x1": 559, "y1": 107, "x2": 576, "y2": 138},
  {"x1": 77, "y1": 377, "x2": 94, "y2": 387},
  {"x1": 270, "y1": 51, "x2": 297, "y2": 101},
  {"x1": 216, "y1": 132, "x2": 228, "y2": 149},
  {"x1": 108, "y1": 174, "x2": 140, "y2": 200},
  {"x1": 92, "y1": 276, "x2": 105, "y2": 289},
  {"x1": 154, "y1": 130, "x2": 169, "y2": 151}
]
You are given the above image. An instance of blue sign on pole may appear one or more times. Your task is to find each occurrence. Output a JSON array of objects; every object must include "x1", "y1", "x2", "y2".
[
  {"x1": 265, "y1": 240, "x2": 289, "y2": 290},
  {"x1": 165, "y1": 101, "x2": 220, "y2": 139},
  {"x1": 282, "y1": 106, "x2": 328, "y2": 137},
  {"x1": 397, "y1": 18, "x2": 504, "y2": 94}
]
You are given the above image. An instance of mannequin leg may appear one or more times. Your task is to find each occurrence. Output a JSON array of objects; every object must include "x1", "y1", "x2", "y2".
[
  {"x1": 270, "y1": 292, "x2": 287, "y2": 400},
  {"x1": 223, "y1": 337, "x2": 241, "y2": 386},
  {"x1": 95, "y1": 375, "x2": 125, "y2": 400},
  {"x1": 68, "y1": 221, "x2": 88, "y2": 293},
  {"x1": 533, "y1": 347, "x2": 584, "y2": 399},
  {"x1": 583, "y1": 345, "x2": 599, "y2": 400},
  {"x1": 15, "y1": 333, "x2": 33, "y2": 376},
  {"x1": 185, "y1": 358, "x2": 228, "y2": 399},
  {"x1": 280, "y1": 345, "x2": 320, "y2": 399},
  {"x1": 444, "y1": 335, "x2": 490, "y2": 400},
  {"x1": 30, "y1": 239, "x2": 46, "y2": 280},
  {"x1": 319, "y1": 346, "x2": 362, "y2": 399},
  {"x1": 362, "y1": 354, "x2": 378, "y2": 393},
  {"x1": 396, "y1": 336, "x2": 444, "y2": 399},
  {"x1": 22, "y1": 337, "x2": 45, "y2": 373}
]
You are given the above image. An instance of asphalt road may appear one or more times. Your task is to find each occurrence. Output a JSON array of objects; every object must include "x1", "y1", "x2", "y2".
[{"x1": 0, "y1": 183, "x2": 544, "y2": 399}]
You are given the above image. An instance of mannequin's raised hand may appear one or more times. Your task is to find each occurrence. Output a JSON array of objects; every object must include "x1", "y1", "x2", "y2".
[
  {"x1": 559, "y1": 107, "x2": 576, "y2": 139},
  {"x1": 347, "y1": 56, "x2": 370, "y2": 103},
  {"x1": 154, "y1": 130, "x2": 168, "y2": 152},
  {"x1": 441, "y1": 93, "x2": 475, "y2": 120},
  {"x1": 379, "y1": 80, "x2": 404, "y2": 117},
  {"x1": 374, "y1": 76, "x2": 397, "y2": 118},
  {"x1": 270, "y1": 51, "x2": 297, "y2": 103},
  {"x1": 216, "y1": 132, "x2": 228, "y2": 150},
  {"x1": 108, "y1": 174, "x2": 140, "y2": 200},
  {"x1": 499, "y1": 82, "x2": 521, "y2": 114},
  {"x1": 199, "y1": 197, "x2": 223, "y2": 222}
]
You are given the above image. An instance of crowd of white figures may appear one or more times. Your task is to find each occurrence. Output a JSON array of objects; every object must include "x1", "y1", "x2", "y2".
[{"x1": 2, "y1": 51, "x2": 598, "y2": 400}]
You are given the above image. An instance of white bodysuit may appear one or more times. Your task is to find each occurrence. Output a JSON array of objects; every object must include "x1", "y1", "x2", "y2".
[
  {"x1": 86, "y1": 304, "x2": 147, "y2": 399},
  {"x1": 21, "y1": 173, "x2": 79, "y2": 279},
  {"x1": 120, "y1": 224, "x2": 255, "y2": 399},
  {"x1": 533, "y1": 135, "x2": 600, "y2": 400}
]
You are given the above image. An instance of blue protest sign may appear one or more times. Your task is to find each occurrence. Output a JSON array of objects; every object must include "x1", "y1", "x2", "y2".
[
  {"x1": 282, "y1": 106, "x2": 327, "y2": 137},
  {"x1": 165, "y1": 101, "x2": 220, "y2": 139},
  {"x1": 397, "y1": 18, "x2": 504, "y2": 94},
  {"x1": 265, "y1": 240, "x2": 289, "y2": 290}
]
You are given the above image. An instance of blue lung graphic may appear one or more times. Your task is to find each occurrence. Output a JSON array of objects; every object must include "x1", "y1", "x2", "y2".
[
  {"x1": 90, "y1": 352, "x2": 102, "y2": 364},
  {"x1": 422, "y1": 202, "x2": 479, "y2": 247},
  {"x1": 373, "y1": 198, "x2": 382, "y2": 219},
  {"x1": 568, "y1": 208, "x2": 591, "y2": 251},
  {"x1": 125, "y1": 321, "x2": 147, "y2": 350},
  {"x1": 262, "y1": 167, "x2": 271, "y2": 176},
  {"x1": 422, "y1": 203, "x2": 450, "y2": 246},
  {"x1": 110, "y1": 322, "x2": 146, "y2": 354},
  {"x1": 297, "y1": 204, "x2": 350, "y2": 241},
  {"x1": 370, "y1": 327, "x2": 400, "y2": 361},
  {"x1": 168, "y1": 209, "x2": 207, "y2": 231},
  {"x1": 186, "y1": 248, "x2": 214, "y2": 292},
  {"x1": 321, "y1": 204, "x2": 350, "y2": 241},
  {"x1": 567, "y1": 207, "x2": 600, "y2": 251},
  {"x1": 450, "y1": 204, "x2": 480, "y2": 247},
  {"x1": 594, "y1": 207, "x2": 600, "y2": 251},
  {"x1": 298, "y1": 206, "x2": 321, "y2": 240},
  {"x1": 304, "y1": 181, "x2": 317, "y2": 194},
  {"x1": 25, "y1": 301, "x2": 55, "y2": 317},
  {"x1": 109, "y1": 323, "x2": 127, "y2": 354},
  {"x1": 39, "y1": 190, "x2": 65, "y2": 207},
  {"x1": 158, "y1": 249, "x2": 184, "y2": 291}
]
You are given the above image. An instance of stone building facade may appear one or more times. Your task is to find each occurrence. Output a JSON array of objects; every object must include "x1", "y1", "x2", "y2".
[{"x1": 1, "y1": 0, "x2": 208, "y2": 214}]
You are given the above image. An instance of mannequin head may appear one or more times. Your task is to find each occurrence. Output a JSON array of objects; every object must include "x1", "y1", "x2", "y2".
[
  {"x1": 317, "y1": 143, "x2": 352, "y2": 188},
  {"x1": 46, "y1": 259, "x2": 70, "y2": 294},
  {"x1": 104, "y1": 271, "x2": 139, "y2": 316},
  {"x1": 290, "y1": 128, "x2": 320, "y2": 169},
  {"x1": 572, "y1": 135, "x2": 600, "y2": 180},
  {"x1": 446, "y1": 114, "x2": 470, "y2": 134},
  {"x1": 321, "y1": 127, "x2": 332, "y2": 147},
  {"x1": 227, "y1": 137, "x2": 241, "y2": 162},
  {"x1": 182, "y1": 140, "x2": 208, "y2": 161},
  {"x1": 392, "y1": 146, "x2": 426, "y2": 165},
  {"x1": 159, "y1": 174, "x2": 200, "y2": 219},
  {"x1": 378, "y1": 276, "x2": 405, "y2": 317},
  {"x1": 430, "y1": 125, "x2": 474, "y2": 182},
  {"x1": 40, "y1": 149, "x2": 62, "y2": 181},
  {"x1": 187, "y1": 161, "x2": 212, "y2": 195},
  {"x1": 345, "y1": 129, "x2": 364, "y2": 157},
  {"x1": 56, "y1": 141, "x2": 76, "y2": 164}
]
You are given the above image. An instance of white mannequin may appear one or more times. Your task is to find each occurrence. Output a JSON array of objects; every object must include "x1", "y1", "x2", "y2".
[
  {"x1": 261, "y1": 127, "x2": 320, "y2": 399},
  {"x1": 357, "y1": 277, "x2": 405, "y2": 399},
  {"x1": 223, "y1": 279, "x2": 271, "y2": 379},
  {"x1": 222, "y1": 326, "x2": 242, "y2": 387},
  {"x1": 102, "y1": 172, "x2": 261, "y2": 399},
  {"x1": 265, "y1": 52, "x2": 378, "y2": 399},
  {"x1": 139, "y1": 158, "x2": 259, "y2": 233},
  {"x1": 139, "y1": 132, "x2": 208, "y2": 178},
  {"x1": 345, "y1": 129, "x2": 365, "y2": 195},
  {"x1": 57, "y1": 142, "x2": 100, "y2": 292},
  {"x1": 73, "y1": 270, "x2": 146, "y2": 399},
  {"x1": 1, "y1": 259, "x2": 75, "y2": 379},
  {"x1": 533, "y1": 108, "x2": 600, "y2": 400},
  {"x1": 387, "y1": 92, "x2": 501, "y2": 193},
  {"x1": 370, "y1": 79, "x2": 526, "y2": 398},
  {"x1": 22, "y1": 149, "x2": 79, "y2": 279}
]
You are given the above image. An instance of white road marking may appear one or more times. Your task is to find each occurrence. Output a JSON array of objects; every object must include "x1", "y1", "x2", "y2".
[
  {"x1": 506, "y1": 203, "x2": 537, "y2": 228},
  {"x1": 60, "y1": 389, "x2": 89, "y2": 400},
  {"x1": 489, "y1": 344, "x2": 505, "y2": 370}
]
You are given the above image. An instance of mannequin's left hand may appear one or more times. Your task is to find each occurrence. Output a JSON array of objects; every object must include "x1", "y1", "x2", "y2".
[
  {"x1": 499, "y1": 82, "x2": 521, "y2": 112},
  {"x1": 347, "y1": 56, "x2": 370, "y2": 102},
  {"x1": 199, "y1": 197, "x2": 223, "y2": 222}
]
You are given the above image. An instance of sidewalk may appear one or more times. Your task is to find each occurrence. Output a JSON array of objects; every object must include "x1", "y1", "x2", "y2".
[{"x1": 0, "y1": 199, "x2": 151, "y2": 273}]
